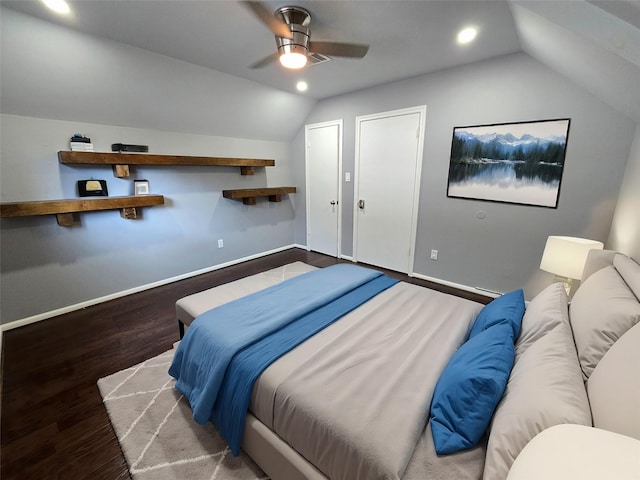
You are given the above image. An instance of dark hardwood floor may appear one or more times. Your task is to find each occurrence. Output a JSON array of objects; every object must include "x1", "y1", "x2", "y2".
[{"x1": 0, "y1": 248, "x2": 490, "y2": 480}]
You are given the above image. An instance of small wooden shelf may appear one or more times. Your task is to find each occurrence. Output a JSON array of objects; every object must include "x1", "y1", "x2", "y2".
[
  {"x1": 222, "y1": 187, "x2": 296, "y2": 205},
  {"x1": 0, "y1": 195, "x2": 165, "y2": 226},
  {"x1": 58, "y1": 151, "x2": 275, "y2": 177}
]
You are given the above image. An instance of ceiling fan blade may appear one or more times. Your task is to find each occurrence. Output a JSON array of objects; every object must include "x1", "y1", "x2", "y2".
[
  {"x1": 250, "y1": 52, "x2": 280, "y2": 69},
  {"x1": 309, "y1": 41, "x2": 369, "y2": 58},
  {"x1": 242, "y1": 1, "x2": 293, "y2": 39}
]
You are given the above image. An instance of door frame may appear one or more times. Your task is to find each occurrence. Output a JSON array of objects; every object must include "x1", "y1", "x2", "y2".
[
  {"x1": 305, "y1": 119, "x2": 343, "y2": 257},
  {"x1": 353, "y1": 105, "x2": 426, "y2": 274}
]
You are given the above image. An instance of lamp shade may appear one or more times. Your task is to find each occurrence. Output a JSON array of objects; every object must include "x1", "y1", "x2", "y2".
[{"x1": 540, "y1": 236, "x2": 604, "y2": 280}]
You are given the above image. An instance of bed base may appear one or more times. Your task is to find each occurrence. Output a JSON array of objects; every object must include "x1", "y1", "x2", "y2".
[{"x1": 178, "y1": 319, "x2": 185, "y2": 339}]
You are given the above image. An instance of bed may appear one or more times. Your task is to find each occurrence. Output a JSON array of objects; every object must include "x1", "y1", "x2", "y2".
[{"x1": 172, "y1": 252, "x2": 640, "y2": 480}]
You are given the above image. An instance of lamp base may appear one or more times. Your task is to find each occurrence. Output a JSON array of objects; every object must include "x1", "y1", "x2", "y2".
[{"x1": 555, "y1": 276, "x2": 574, "y2": 296}]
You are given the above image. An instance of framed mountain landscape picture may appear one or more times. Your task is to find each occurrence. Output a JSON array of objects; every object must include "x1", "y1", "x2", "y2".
[{"x1": 446, "y1": 118, "x2": 571, "y2": 208}]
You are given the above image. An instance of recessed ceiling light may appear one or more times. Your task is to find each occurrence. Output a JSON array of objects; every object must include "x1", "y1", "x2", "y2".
[
  {"x1": 457, "y1": 27, "x2": 477, "y2": 45},
  {"x1": 41, "y1": 0, "x2": 71, "y2": 14},
  {"x1": 296, "y1": 81, "x2": 308, "y2": 92}
]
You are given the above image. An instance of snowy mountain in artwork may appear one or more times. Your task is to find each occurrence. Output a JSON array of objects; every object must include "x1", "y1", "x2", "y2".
[{"x1": 451, "y1": 129, "x2": 567, "y2": 165}]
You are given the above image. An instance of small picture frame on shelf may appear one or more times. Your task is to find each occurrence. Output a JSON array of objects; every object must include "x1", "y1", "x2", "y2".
[{"x1": 134, "y1": 179, "x2": 150, "y2": 196}]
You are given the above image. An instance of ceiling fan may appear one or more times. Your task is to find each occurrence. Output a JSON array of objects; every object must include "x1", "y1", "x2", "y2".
[{"x1": 243, "y1": 1, "x2": 370, "y2": 69}]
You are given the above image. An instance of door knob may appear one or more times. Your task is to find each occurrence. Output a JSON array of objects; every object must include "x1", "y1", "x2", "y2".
[
  {"x1": 330, "y1": 200, "x2": 336, "y2": 205},
  {"x1": 358, "y1": 199, "x2": 365, "y2": 209}
]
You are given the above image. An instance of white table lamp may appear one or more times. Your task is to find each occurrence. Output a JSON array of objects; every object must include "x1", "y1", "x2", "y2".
[{"x1": 540, "y1": 236, "x2": 604, "y2": 294}]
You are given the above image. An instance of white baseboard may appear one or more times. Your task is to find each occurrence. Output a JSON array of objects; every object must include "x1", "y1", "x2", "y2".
[
  {"x1": 294, "y1": 243, "x2": 350, "y2": 261},
  {"x1": 1, "y1": 244, "x2": 298, "y2": 332},
  {"x1": 2, "y1": 247, "x2": 501, "y2": 333},
  {"x1": 410, "y1": 272, "x2": 501, "y2": 298}
]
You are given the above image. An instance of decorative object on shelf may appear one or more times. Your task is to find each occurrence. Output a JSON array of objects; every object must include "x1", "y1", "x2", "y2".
[
  {"x1": 134, "y1": 179, "x2": 150, "y2": 196},
  {"x1": 447, "y1": 118, "x2": 571, "y2": 208},
  {"x1": 70, "y1": 134, "x2": 94, "y2": 152},
  {"x1": 58, "y1": 151, "x2": 275, "y2": 177},
  {"x1": 111, "y1": 143, "x2": 149, "y2": 153},
  {"x1": 540, "y1": 236, "x2": 604, "y2": 294},
  {"x1": 0, "y1": 195, "x2": 165, "y2": 226},
  {"x1": 77, "y1": 179, "x2": 108, "y2": 197},
  {"x1": 222, "y1": 187, "x2": 296, "y2": 205}
]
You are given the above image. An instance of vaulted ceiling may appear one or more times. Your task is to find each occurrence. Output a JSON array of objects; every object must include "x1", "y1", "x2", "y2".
[{"x1": 2, "y1": 0, "x2": 639, "y2": 122}]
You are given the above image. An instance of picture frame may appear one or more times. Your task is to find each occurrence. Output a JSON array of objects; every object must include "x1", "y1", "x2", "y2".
[
  {"x1": 134, "y1": 179, "x2": 150, "y2": 196},
  {"x1": 446, "y1": 118, "x2": 571, "y2": 208}
]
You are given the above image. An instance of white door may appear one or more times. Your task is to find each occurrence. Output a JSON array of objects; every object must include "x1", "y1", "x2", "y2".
[
  {"x1": 354, "y1": 106, "x2": 425, "y2": 273},
  {"x1": 306, "y1": 120, "x2": 342, "y2": 257}
]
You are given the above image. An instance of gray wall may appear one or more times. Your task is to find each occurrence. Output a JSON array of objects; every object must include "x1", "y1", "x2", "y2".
[
  {"x1": 0, "y1": 7, "x2": 311, "y2": 324},
  {"x1": 2, "y1": 6, "x2": 638, "y2": 324},
  {"x1": 294, "y1": 53, "x2": 637, "y2": 298},
  {"x1": 608, "y1": 125, "x2": 640, "y2": 261},
  {"x1": 0, "y1": 7, "x2": 315, "y2": 142},
  {"x1": 0, "y1": 114, "x2": 296, "y2": 323}
]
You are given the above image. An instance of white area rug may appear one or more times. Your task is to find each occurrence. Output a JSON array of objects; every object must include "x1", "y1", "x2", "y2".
[{"x1": 98, "y1": 345, "x2": 268, "y2": 480}]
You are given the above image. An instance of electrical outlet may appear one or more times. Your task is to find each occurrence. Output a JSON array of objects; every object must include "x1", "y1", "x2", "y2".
[
  {"x1": 218, "y1": 239, "x2": 224, "y2": 248},
  {"x1": 345, "y1": 172, "x2": 351, "y2": 182},
  {"x1": 430, "y1": 249, "x2": 438, "y2": 260}
]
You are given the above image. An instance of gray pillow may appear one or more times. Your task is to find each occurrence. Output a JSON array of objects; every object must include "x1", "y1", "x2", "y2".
[
  {"x1": 515, "y1": 283, "x2": 568, "y2": 357},
  {"x1": 483, "y1": 318, "x2": 591, "y2": 480},
  {"x1": 581, "y1": 249, "x2": 617, "y2": 283},
  {"x1": 570, "y1": 265, "x2": 640, "y2": 379}
]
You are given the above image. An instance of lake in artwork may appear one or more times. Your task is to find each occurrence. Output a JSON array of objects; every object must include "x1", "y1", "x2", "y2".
[{"x1": 446, "y1": 119, "x2": 570, "y2": 208}]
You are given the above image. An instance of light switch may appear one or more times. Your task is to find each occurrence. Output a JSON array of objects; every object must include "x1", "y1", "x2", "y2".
[{"x1": 345, "y1": 172, "x2": 351, "y2": 182}]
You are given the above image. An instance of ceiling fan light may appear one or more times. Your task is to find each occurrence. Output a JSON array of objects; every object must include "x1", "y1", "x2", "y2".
[{"x1": 279, "y1": 52, "x2": 307, "y2": 69}]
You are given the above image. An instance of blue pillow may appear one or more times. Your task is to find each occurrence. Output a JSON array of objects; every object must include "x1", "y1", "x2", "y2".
[
  {"x1": 430, "y1": 323, "x2": 516, "y2": 455},
  {"x1": 468, "y1": 289, "x2": 525, "y2": 339}
]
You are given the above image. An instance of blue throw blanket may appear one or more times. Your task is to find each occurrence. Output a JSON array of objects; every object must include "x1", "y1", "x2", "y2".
[
  {"x1": 213, "y1": 274, "x2": 398, "y2": 454},
  {"x1": 169, "y1": 264, "x2": 398, "y2": 453}
]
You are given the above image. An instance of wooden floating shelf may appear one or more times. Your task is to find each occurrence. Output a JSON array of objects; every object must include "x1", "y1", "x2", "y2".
[
  {"x1": 58, "y1": 151, "x2": 275, "y2": 177},
  {"x1": 222, "y1": 187, "x2": 297, "y2": 206},
  {"x1": 0, "y1": 195, "x2": 165, "y2": 226}
]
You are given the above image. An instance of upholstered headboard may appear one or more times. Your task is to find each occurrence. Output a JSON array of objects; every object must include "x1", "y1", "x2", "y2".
[
  {"x1": 506, "y1": 251, "x2": 640, "y2": 480},
  {"x1": 572, "y1": 249, "x2": 640, "y2": 440}
]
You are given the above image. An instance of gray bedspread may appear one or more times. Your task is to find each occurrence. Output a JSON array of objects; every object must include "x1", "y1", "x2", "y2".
[{"x1": 250, "y1": 282, "x2": 486, "y2": 480}]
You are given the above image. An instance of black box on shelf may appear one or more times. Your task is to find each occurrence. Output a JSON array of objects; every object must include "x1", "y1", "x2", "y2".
[{"x1": 111, "y1": 143, "x2": 149, "y2": 153}]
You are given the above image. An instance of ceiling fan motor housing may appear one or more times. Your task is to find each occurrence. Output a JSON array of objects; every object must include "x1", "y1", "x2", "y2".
[{"x1": 275, "y1": 6, "x2": 311, "y2": 57}]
